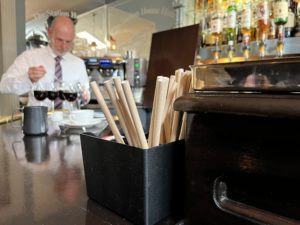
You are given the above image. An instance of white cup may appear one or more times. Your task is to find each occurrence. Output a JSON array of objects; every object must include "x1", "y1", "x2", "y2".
[
  {"x1": 50, "y1": 111, "x2": 64, "y2": 122},
  {"x1": 69, "y1": 109, "x2": 94, "y2": 125}
]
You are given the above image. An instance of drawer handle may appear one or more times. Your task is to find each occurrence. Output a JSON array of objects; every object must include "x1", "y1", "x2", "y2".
[{"x1": 213, "y1": 177, "x2": 300, "y2": 225}]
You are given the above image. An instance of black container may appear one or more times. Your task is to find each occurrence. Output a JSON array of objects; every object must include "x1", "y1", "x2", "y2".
[{"x1": 80, "y1": 133, "x2": 184, "y2": 225}]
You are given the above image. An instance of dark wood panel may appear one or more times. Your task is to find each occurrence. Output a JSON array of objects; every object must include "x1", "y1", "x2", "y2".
[
  {"x1": 144, "y1": 24, "x2": 199, "y2": 108},
  {"x1": 175, "y1": 93, "x2": 300, "y2": 224}
]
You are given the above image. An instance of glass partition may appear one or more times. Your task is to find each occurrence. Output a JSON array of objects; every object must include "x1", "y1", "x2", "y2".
[
  {"x1": 25, "y1": 0, "x2": 202, "y2": 60},
  {"x1": 75, "y1": 0, "x2": 176, "y2": 60}
]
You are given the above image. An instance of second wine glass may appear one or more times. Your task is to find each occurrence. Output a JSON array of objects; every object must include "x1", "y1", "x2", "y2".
[
  {"x1": 46, "y1": 82, "x2": 59, "y2": 111},
  {"x1": 33, "y1": 82, "x2": 47, "y2": 106}
]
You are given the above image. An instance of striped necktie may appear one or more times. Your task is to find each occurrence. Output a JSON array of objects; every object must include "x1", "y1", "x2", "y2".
[{"x1": 54, "y1": 56, "x2": 63, "y2": 109}]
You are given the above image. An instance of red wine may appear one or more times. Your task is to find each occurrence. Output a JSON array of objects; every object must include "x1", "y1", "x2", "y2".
[
  {"x1": 59, "y1": 90, "x2": 66, "y2": 100},
  {"x1": 34, "y1": 90, "x2": 47, "y2": 101},
  {"x1": 47, "y1": 91, "x2": 58, "y2": 100},
  {"x1": 64, "y1": 92, "x2": 77, "y2": 102}
]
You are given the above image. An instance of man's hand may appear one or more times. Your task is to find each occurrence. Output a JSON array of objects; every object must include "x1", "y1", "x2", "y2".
[
  {"x1": 28, "y1": 65, "x2": 46, "y2": 82},
  {"x1": 81, "y1": 89, "x2": 90, "y2": 103}
]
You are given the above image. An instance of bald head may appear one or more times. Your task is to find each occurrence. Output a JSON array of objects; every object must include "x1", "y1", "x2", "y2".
[
  {"x1": 48, "y1": 16, "x2": 75, "y2": 56},
  {"x1": 50, "y1": 16, "x2": 75, "y2": 33}
]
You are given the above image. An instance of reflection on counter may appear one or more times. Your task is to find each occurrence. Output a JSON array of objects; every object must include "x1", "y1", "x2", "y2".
[{"x1": 0, "y1": 122, "x2": 87, "y2": 223}]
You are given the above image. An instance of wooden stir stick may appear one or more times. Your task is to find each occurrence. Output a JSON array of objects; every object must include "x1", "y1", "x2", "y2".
[
  {"x1": 150, "y1": 76, "x2": 169, "y2": 147},
  {"x1": 161, "y1": 75, "x2": 176, "y2": 144},
  {"x1": 179, "y1": 71, "x2": 192, "y2": 140},
  {"x1": 122, "y1": 80, "x2": 148, "y2": 149},
  {"x1": 90, "y1": 81, "x2": 124, "y2": 144},
  {"x1": 147, "y1": 76, "x2": 160, "y2": 147},
  {"x1": 113, "y1": 77, "x2": 141, "y2": 147},
  {"x1": 104, "y1": 80, "x2": 134, "y2": 146},
  {"x1": 170, "y1": 69, "x2": 184, "y2": 142}
]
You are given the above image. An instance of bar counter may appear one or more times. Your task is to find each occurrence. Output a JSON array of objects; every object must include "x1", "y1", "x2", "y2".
[{"x1": 0, "y1": 118, "x2": 180, "y2": 225}]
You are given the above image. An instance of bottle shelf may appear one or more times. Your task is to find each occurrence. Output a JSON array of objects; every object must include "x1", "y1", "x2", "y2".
[{"x1": 198, "y1": 37, "x2": 300, "y2": 64}]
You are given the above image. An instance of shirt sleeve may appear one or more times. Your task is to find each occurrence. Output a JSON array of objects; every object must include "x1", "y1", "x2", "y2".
[{"x1": 0, "y1": 51, "x2": 33, "y2": 95}]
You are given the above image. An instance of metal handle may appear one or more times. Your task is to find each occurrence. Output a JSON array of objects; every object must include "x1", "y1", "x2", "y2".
[{"x1": 213, "y1": 177, "x2": 300, "y2": 225}]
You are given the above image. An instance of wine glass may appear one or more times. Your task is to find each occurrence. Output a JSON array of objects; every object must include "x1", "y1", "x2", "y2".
[
  {"x1": 76, "y1": 82, "x2": 89, "y2": 110},
  {"x1": 58, "y1": 82, "x2": 66, "y2": 106},
  {"x1": 63, "y1": 83, "x2": 78, "y2": 111},
  {"x1": 33, "y1": 82, "x2": 47, "y2": 106},
  {"x1": 46, "y1": 82, "x2": 59, "y2": 112}
]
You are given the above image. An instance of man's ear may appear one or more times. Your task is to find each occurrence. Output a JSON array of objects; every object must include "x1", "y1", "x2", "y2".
[{"x1": 47, "y1": 29, "x2": 50, "y2": 38}]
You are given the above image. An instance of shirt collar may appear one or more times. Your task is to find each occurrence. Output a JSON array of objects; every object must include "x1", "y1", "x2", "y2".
[{"x1": 47, "y1": 45, "x2": 66, "y2": 61}]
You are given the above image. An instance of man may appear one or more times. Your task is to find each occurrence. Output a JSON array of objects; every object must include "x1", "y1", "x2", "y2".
[{"x1": 0, "y1": 16, "x2": 90, "y2": 108}]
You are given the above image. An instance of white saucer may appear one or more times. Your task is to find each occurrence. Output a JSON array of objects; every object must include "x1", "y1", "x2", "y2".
[{"x1": 62, "y1": 118, "x2": 103, "y2": 128}]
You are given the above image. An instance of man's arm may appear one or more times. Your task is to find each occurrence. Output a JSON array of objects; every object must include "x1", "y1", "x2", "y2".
[{"x1": 0, "y1": 52, "x2": 33, "y2": 95}]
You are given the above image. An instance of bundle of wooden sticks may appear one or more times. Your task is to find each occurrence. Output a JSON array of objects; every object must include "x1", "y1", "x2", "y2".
[{"x1": 90, "y1": 68, "x2": 192, "y2": 149}]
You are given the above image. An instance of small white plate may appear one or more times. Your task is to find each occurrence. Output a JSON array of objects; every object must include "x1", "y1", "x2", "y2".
[
  {"x1": 94, "y1": 111, "x2": 105, "y2": 118},
  {"x1": 62, "y1": 118, "x2": 103, "y2": 128}
]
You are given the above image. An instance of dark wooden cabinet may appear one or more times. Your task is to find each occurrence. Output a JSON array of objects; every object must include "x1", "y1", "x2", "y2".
[{"x1": 175, "y1": 93, "x2": 300, "y2": 225}]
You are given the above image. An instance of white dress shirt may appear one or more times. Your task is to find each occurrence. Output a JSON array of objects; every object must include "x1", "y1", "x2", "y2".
[{"x1": 0, "y1": 46, "x2": 90, "y2": 108}]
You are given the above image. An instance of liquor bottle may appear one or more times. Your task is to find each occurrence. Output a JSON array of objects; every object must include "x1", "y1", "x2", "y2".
[
  {"x1": 226, "y1": 0, "x2": 237, "y2": 60},
  {"x1": 274, "y1": 0, "x2": 289, "y2": 25},
  {"x1": 273, "y1": 0, "x2": 289, "y2": 56},
  {"x1": 241, "y1": 0, "x2": 252, "y2": 59},
  {"x1": 285, "y1": 0, "x2": 296, "y2": 37},
  {"x1": 210, "y1": 0, "x2": 224, "y2": 61},
  {"x1": 222, "y1": 12, "x2": 229, "y2": 44},
  {"x1": 195, "y1": 0, "x2": 200, "y2": 26},
  {"x1": 207, "y1": 0, "x2": 214, "y2": 13},
  {"x1": 268, "y1": 2, "x2": 276, "y2": 39},
  {"x1": 250, "y1": 0, "x2": 258, "y2": 41},
  {"x1": 221, "y1": 0, "x2": 229, "y2": 44},
  {"x1": 195, "y1": 0, "x2": 205, "y2": 25},
  {"x1": 257, "y1": 0, "x2": 270, "y2": 57},
  {"x1": 292, "y1": 1, "x2": 300, "y2": 36},
  {"x1": 204, "y1": 1, "x2": 214, "y2": 47},
  {"x1": 196, "y1": 0, "x2": 208, "y2": 47}
]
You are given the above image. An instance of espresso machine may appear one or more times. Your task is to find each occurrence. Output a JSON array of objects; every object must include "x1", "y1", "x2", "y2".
[
  {"x1": 125, "y1": 58, "x2": 148, "y2": 105},
  {"x1": 83, "y1": 57, "x2": 126, "y2": 101}
]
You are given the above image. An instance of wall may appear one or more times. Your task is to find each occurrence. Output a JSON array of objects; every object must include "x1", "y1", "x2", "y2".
[
  {"x1": 110, "y1": 0, "x2": 176, "y2": 32},
  {"x1": 0, "y1": 0, "x2": 25, "y2": 115},
  {"x1": 110, "y1": 0, "x2": 176, "y2": 59},
  {"x1": 0, "y1": 1, "x2": 2, "y2": 75}
]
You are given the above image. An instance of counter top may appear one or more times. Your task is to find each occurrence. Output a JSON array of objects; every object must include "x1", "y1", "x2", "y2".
[{"x1": 0, "y1": 120, "x2": 181, "y2": 225}]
